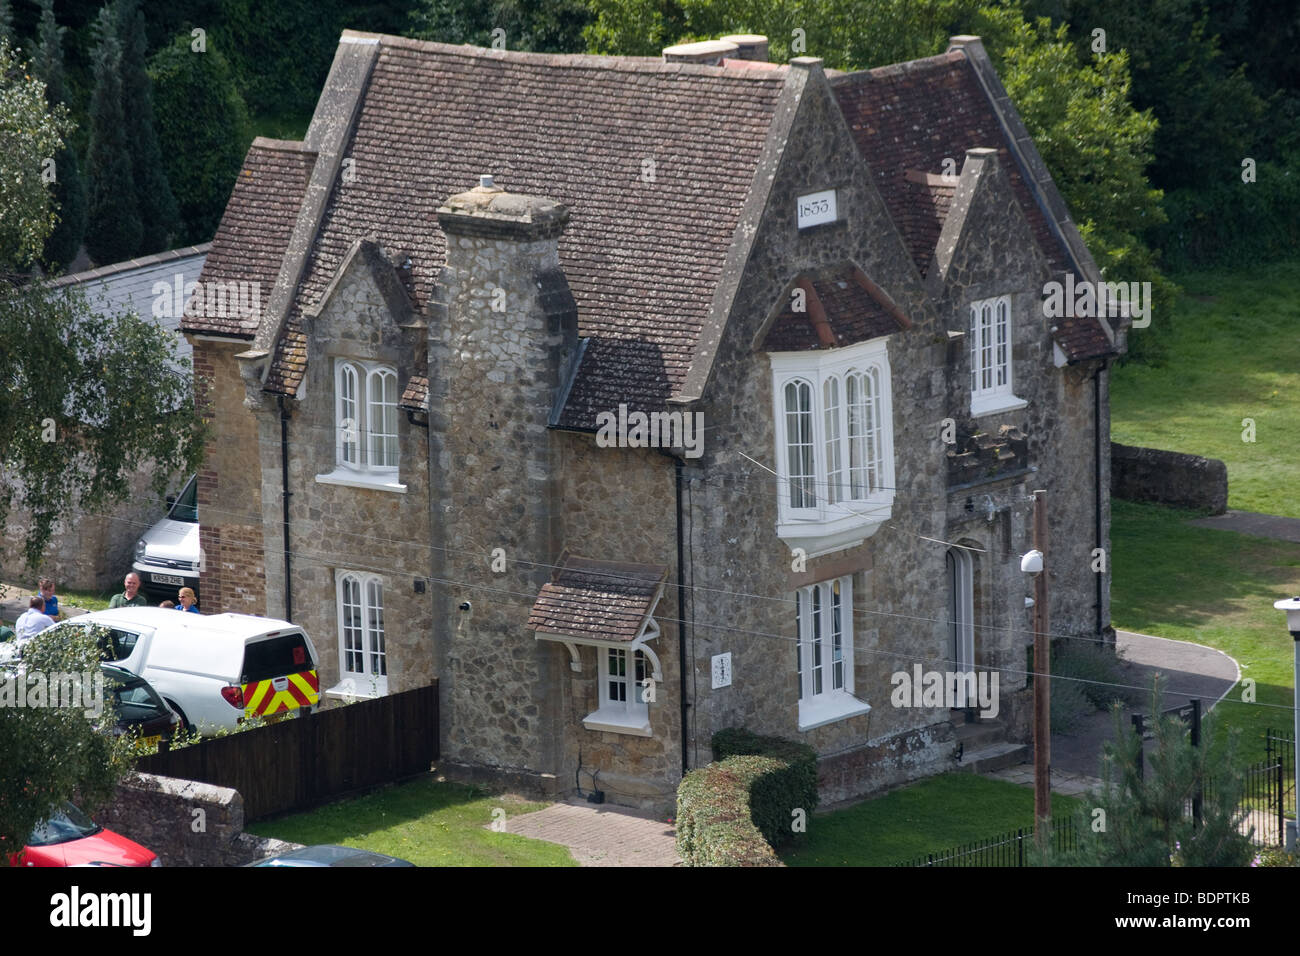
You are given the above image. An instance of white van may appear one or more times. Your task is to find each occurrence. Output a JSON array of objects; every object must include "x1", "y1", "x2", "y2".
[
  {"x1": 47, "y1": 608, "x2": 320, "y2": 734},
  {"x1": 132, "y1": 474, "x2": 201, "y2": 604}
]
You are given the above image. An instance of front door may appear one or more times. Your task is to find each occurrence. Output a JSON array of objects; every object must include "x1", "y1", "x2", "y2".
[{"x1": 946, "y1": 548, "x2": 975, "y2": 709}]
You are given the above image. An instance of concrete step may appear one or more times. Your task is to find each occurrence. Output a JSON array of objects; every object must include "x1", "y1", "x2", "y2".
[
  {"x1": 952, "y1": 716, "x2": 1007, "y2": 752},
  {"x1": 957, "y1": 741, "x2": 1030, "y2": 774}
]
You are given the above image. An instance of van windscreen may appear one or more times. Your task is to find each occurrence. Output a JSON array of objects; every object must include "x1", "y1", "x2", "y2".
[{"x1": 242, "y1": 633, "x2": 314, "y2": 683}]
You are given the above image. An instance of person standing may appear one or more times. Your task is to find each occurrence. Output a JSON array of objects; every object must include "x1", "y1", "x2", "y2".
[
  {"x1": 175, "y1": 588, "x2": 200, "y2": 614},
  {"x1": 15, "y1": 597, "x2": 56, "y2": 640},
  {"x1": 34, "y1": 578, "x2": 60, "y2": 620},
  {"x1": 109, "y1": 572, "x2": 149, "y2": 609}
]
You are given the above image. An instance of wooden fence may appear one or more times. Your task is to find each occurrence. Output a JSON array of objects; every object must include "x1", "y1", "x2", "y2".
[{"x1": 135, "y1": 682, "x2": 439, "y2": 822}]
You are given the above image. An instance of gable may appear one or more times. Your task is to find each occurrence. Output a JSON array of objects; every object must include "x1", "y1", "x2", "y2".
[{"x1": 255, "y1": 34, "x2": 788, "y2": 427}]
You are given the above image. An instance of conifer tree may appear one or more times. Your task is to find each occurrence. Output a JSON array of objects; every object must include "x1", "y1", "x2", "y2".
[
  {"x1": 1044, "y1": 679, "x2": 1256, "y2": 866},
  {"x1": 84, "y1": 5, "x2": 141, "y2": 264},
  {"x1": 35, "y1": 0, "x2": 87, "y2": 270},
  {"x1": 114, "y1": 0, "x2": 179, "y2": 254}
]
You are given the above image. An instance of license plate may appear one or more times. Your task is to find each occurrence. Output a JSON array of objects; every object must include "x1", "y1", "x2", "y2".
[
  {"x1": 152, "y1": 573, "x2": 184, "y2": 587},
  {"x1": 262, "y1": 711, "x2": 291, "y2": 724},
  {"x1": 142, "y1": 735, "x2": 160, "y2": 748}
]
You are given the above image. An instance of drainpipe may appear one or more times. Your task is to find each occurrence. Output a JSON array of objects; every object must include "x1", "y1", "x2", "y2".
[
  {"x1": 1093, "y1": 363, "x2": 1105, "y2": 640},
  {"x1": 278, "y1": 395, "x2": 293, "y2": 622},
  {"x1": 674, "y1": 456, "x2": 689, "y2": 777}
]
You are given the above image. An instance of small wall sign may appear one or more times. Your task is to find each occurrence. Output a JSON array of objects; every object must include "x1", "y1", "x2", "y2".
[
  {"x1": 711, "y1": 652, "x2": 733, "y2": 689},
  {"x1": 796, "y1": 189, "x2": 837, "y2": 229}
]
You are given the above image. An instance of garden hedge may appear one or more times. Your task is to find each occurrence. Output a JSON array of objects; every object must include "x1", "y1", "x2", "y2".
[{"x1": 674, "y1": 728, "x2": 820, "y2": 866}]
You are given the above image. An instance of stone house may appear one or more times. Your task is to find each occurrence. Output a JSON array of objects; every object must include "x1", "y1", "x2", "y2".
[{"x1": 182, "y1": 30, "x2": 1123, "y2": 810}]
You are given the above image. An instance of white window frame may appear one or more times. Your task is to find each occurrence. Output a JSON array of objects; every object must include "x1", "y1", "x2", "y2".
[
  {"x1": 583, "y1": 646, "x2": 652, "y2": 736},
  {"x1": 969, "y1": 295, "x2": 1026, "y2": 417},
  {"x1": 326, "y1": 570, "x2": 388, "y2": 699},
  {"x1": 795, "y1": 575, "x2": 870, "y2": 730},
  {"x1": 770, "y1": 336, "x2": 895, "y2": 557},
  {"x1": 316, "y1": 359, "x2": 406, "y2": 493}
]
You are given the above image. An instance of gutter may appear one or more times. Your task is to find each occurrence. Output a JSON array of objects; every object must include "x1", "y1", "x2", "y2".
[
  {"x1": 279, "y1": 395, "x2": 294, "y2": 622},
  {"x1": 674, "y1": 457, "x2": 690, "y2": 778},
  {"x1": 1093, "y1": 362, "x2": 1107, "y2": 638}
]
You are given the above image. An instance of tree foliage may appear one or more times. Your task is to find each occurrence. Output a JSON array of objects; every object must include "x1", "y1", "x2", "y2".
[
  {"x1": 410, "y1": 0, "x2": 593, "y2": 52},
  {"x1": 0, "y1": 624, "x2": 135, "y2": 863},
  {"x1": 148, "y1": 31, "x2": 250, "y2": 244},
  {"x1": 34, "y1": 0, "x2": 87, "y2": 270},
  {"x1": 84, "y1": 6, "x2": 140, "y2": 264},
  {"x1": 0, "y1": 39, "x2": 73, "y2": 269},
  {"x1": 0, "y1": 280, "x2": 207, "y2": 569},
  {"x1": 114, "y1": 0, "x2": 180, "y2": 255},
  {"x1": 1048, "y1": 681, "x2": 1256, "y2": 867}
]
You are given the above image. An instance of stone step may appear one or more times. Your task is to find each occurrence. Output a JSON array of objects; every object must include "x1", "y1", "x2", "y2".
[
  {"x1": 952, "y1": 716, "x2": 1007, "y2": 752},
  {"x1": 957, "y1": 741, "x2": 1030, "y2": 774}
]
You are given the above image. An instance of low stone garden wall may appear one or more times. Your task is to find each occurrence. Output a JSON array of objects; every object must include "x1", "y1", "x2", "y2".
[{"x1": 1111, "y1": 443, "x2": 1228, "y2": 514}]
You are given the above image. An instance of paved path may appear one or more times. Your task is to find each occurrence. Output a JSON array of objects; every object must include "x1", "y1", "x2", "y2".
[
  {"x1": 985, "y1": 629, "x2": 1240, "y2": 791},
  {"x1": 1188, "y1": 510, "x2": 1300, "y2": 544},
  {"x1": 503, "y1": 799, "x2": 681, "y2": 866}
]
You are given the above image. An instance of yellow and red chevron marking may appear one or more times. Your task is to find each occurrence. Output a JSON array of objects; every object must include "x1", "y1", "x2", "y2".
[{"x1": 243, "y1": 670, "x2": 320, "y2": 717}]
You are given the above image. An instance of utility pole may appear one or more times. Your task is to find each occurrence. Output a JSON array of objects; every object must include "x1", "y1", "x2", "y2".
[{"x1": 1033, "y1": 490, "x2": 1051, "y2": 844}]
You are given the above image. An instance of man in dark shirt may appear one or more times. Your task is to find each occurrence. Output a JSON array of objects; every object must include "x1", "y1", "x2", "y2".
[{"x1": 109, "y1": 572, "x2": 149, "y2": 609}]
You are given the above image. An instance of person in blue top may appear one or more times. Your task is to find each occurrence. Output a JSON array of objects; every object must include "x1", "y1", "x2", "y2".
[
  {"x1": 176, "y1": 587, "x2": 200, "y2": 613},
  {"x1": 35, "y1": 577, "x2": 60, "y2": 620}
]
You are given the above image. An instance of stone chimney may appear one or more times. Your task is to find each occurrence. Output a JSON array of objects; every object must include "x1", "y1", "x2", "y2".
[
  {"x1": 719, "y1": 34, "x2": 769, "y2": 61},
  {"x1": 426, "y1": 177, "x2": 577, "y2": 777},
  {"x1": 662, "y1": 39, "x2": 739, "y2": 65}
]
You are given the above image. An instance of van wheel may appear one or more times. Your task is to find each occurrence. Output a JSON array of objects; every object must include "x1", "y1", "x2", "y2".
[{"x1": 166, "y1": 700, "x2": 194, "y2": 736}]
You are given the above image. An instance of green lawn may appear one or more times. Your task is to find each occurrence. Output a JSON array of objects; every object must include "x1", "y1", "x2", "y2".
[
  {"x1": 1111, "y1": 259, "x2": 1300, "y2": 517},
  {"x1": 1110, "y1": 499, "x2": 1300, "y2": 763},
  {"x1": 246, "y1": 777, "x2": 577, "y2": 867},
  {"x1": 781, "y1": 773, "x2": 1080, "y2": 866}
]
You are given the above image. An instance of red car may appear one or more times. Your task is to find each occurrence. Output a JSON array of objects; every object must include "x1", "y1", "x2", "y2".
[{"x1": 12, "y1": 803, "x2": 160, "y2": 867}]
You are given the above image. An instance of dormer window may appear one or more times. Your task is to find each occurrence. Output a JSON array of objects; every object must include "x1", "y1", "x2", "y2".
[
  {"x1": 770, "y1": 337, "x2": 895, "y2": 557},
  {"x1": 969, "y1": 295, "x2": 1026, "y2": 417},
  {"x1": 316, "y1": 358, "x2": 407, "y2": 493}
]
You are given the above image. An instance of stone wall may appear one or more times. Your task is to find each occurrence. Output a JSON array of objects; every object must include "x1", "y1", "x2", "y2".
[
  {"x1": 95, "y1": 772, "x2": 300, "y2": 867},
  {"x1": 0, "y1": 464, "x2": 165, "y2": 594},
  {"x1": 1111, "y1": 442, "x2": 1228, "y2": 514}
]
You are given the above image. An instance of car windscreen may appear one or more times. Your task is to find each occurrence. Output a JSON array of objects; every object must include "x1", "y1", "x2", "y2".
[
  {"x1": 167, "y1": 475, "x2": 198, "y2": 523},
  {"x1": 241, "y1": 633, "x2": 314, "y2": 683},
  {"x1": 28, "y1": 803, "x2": 102, "y2": 847}
]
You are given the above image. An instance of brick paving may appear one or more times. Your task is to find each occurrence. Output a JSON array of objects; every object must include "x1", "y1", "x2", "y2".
[{"x1": 503, "y1": 799, "x2": 681, "y2": 867}]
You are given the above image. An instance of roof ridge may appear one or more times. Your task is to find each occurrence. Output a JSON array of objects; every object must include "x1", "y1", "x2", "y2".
[
  {"x1": 249, "y1": 136, "x2": 317, "y2": 154},
  {"x1": 340, "y1": 29, "x2": 789, "y2": 80},
  {"x1": 828, "y1": 49, "x2": 965, "y2": 84},
  {"x1": 48, "y1": 242, "x2": 212, "y2": 287}
]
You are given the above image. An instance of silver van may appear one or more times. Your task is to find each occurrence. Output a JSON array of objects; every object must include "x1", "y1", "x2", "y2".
[{"x1": 132, "y1": 474, "x2": 200, "y2": 603}]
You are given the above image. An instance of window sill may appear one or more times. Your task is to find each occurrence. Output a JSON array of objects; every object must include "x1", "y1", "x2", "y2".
[
  {"x1": 583, "y1": 707, "x2": 652, "y2": 737},
  {"x1": 324, "y1": 679, "x2": 387, "y2": 701},
  {"x1": 970, "y1": 393, "x2": 1027, "y2": 418},
  {"x1": 776, "y1": 500, "x2": 892, "y2": 558},
  {"x1": 315, "y1": 468, "x2": 407, "y2": 494},
  {"x1": 798, "y1": 692, "x2": 871, "y2": 731}
]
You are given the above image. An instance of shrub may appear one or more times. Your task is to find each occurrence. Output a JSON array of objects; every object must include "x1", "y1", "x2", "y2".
[
  {"x1": 1052, "y1": 638, "x2": 1129, "y2": 711},
  {"x1": 675, "y1": 758, "x2": 782, "y2": 867},
  {"x1": 711, "y1": 728, "x2": 819, "y2": 848}
]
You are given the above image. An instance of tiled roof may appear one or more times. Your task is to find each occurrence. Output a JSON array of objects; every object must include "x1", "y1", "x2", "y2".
[
  {"x1": 831, "y1": 53, "x2": 1065, "y2": 275},
  {"x1": 763, "y1": 262, "x2": 911, "y2": 351},
  {"x1": 181, "y1": 139, "x2": 316, "y2": 337},
  {"x1": 527, "y1": 554, "x2": 669, "y2": 643},
  {"x1": 831, "y1": 52, "x2": 1115, "y2": 362},
  {"x1": 263, "y1": 37, "x2": 789, "y2": 425},
  {"x1": 400, "y1": 375, "x2": 429, "y2": 411}
]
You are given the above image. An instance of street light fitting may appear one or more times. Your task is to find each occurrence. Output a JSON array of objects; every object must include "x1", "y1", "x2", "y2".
[
  {"x1": 1020, "y1": 549, "x2": 1044, "y2": 575},
  {"x1": 1274, "y1": 597, "x2": 1300, "y2": 637}
]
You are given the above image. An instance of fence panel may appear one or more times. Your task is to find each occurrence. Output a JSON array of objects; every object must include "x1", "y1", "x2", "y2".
[{"x1": 136, "y1": 682, "x2": 440, "y2": 821}]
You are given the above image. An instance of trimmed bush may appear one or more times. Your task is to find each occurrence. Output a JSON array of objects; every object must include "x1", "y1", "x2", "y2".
[
  {"x1": 712, "y1": 728, "x2": 819, "y2": 847},
  {"x1": 675, "y1": 757, "x2": 782, "y2": 867}
]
